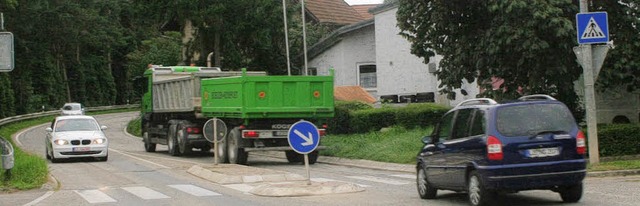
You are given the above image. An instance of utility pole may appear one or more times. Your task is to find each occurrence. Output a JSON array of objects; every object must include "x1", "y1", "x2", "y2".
[{"x1": 578, "y1": 0, "x2": 599, "y2": 164}]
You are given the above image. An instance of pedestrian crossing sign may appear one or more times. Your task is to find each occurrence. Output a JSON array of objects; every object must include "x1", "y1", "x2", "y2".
[{"x1": 576, "y1": 12, "x2": 609, "y2": 44}]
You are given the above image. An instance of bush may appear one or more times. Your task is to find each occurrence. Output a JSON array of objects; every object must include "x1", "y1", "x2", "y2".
[
  {"x1": 350, "y1": 107, "x2": 397, "y2": 133},
  {"x1": 395, "y1": 103, "x2": 450, "y2": 129},
  {"x1": 328, "y1": 101, "x2": 373, "y2": 134},
  {"x1": 598, "y1": 124, "x2": 640, "y2": 157}
]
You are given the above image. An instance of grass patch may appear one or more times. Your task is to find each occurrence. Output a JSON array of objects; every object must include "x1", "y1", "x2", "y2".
[
  {"x1": 127, "y1": 116, "x2": 142, "y2": 137},
  {"x1": 588, "y1": 160, "x2": 640, "y2": 171},
  {"x1": 321, "y1": 126, "x2": 432, "y2": 164}
]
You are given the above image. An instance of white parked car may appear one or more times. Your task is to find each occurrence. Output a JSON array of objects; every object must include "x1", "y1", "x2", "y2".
[
  {"x1": 60, "y1": 103, "x2": 84, "y2": 115},
  {"x1": 45, "y1": 115, "x2": 109, "y2": 162}
]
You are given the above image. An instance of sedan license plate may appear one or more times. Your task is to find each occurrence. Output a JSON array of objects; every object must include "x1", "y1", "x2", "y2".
[
  {"x1": 527, "y1": 147, "x2": 560, "y2": 158},
  {"x1": 72, "y1": 147, "x2": 90, "y2": 152}
]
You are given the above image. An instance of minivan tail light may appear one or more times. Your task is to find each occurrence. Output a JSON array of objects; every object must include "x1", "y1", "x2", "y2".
[
  {"x1": 576, "y1": 131, "x2": 586, "y2": 155},
  {"x1": 487, "y1": 136, "x2": 503, "y2": 161}
]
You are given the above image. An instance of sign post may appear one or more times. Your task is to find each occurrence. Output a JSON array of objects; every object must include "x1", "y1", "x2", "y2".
[
  {"x1": 287, "y1": 120, "x2": 320, "y2": 185},
  {"x1": 574, "y1": 7, "x2": 610, "y2": 164},
  {"x1": 203, "y1": 118, "x2": 227, "y2": 165}
]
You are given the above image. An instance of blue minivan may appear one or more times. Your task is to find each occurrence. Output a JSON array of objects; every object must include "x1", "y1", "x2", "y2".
[{"x1": 416, "y1": 95, "x2": 586, "y2": 206}]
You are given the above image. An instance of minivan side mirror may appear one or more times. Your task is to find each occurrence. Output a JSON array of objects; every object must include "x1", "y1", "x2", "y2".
[{"x1": 421, "y1": 136, "x2": 433, "y2": 144}]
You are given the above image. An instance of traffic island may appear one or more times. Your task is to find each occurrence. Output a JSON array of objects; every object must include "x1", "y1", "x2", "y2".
[
  {"x1": 249, "y1": 181, "x2": 365, "y2": 197},
  {"x1": 187, "y1": 164, "x2": 305, "y2": 184}
]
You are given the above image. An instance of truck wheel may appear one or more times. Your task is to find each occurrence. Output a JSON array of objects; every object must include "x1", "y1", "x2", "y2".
[
  {"x1": 177, "y1": 124, "x2": 192, "y2": 155},
  {"x1": 285, "y1": 150, "x2": 303, "y2": 163},
  {"x1": 215, "y1": 130, "x2": 229, "y2": 163},
  {"x1": 308, "y1": 151, "x2": 319, "y2": 164},
  {"x1": 228, "y1": 127, "x2": 248, "y2": 165},
  {"x1": 167, "y1": 124, "x2": 181, "y2": 156},
  {"x1": 143, "y1": 132, "x2": 156, "y2": 152}
]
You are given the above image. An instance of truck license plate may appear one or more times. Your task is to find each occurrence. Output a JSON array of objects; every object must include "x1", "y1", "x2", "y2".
[
  {"x1": 527, "y1": 147, "x2": 560, "y2": 158},
  {"x1": 274, "y1": 131, "x2": 288, "y2": 136}
]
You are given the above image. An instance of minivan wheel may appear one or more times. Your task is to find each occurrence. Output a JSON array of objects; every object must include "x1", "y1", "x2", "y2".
[
  {"x1": 417, "y1": 165, "x2": 437, "y2": 199},
  {"x1": 468, "y1": 171, "x2": 494, "y2": 206},
  {"x1": 559, "y1": 183, "x2": 583, "y2": 203}
]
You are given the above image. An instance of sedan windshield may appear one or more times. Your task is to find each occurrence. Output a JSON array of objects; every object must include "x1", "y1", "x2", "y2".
[
  {"x1": 55, "y1": 119, "x2": 100, "y2": 132},
  {"x1": 496, "y1": 103, "x2": 576, "y2": 137}
]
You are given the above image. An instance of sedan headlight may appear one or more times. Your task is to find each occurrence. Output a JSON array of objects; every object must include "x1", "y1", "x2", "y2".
[
  {"x1": 93, "y1": 138, "x2": 106, "y2": 144},
  {"x1": 53, "y1": 139, "x2": 68, "y2": 145}
]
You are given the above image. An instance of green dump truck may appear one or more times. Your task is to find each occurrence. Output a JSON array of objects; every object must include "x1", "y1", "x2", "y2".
[{"x1": 140, "y1": 65, "x2": 334, "y2": 164}]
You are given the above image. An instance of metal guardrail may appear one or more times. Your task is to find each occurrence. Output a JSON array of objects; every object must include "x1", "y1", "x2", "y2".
[{"x1": 0, "y1": 104, "x2": 139, "y2": 181}]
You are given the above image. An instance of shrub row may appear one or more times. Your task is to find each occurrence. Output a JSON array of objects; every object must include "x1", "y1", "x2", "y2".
[
  {"x1": 328, "y1": 101, "x2": 450, "y2": 134},
  {"x1": 598, "y1": 124, "x2": 640, "y2": 157}
]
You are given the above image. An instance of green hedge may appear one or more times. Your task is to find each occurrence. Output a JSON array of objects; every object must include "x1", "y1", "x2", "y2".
[
  {"x1": 329, "y1": 102, "x2": 450, "y2": 134},
  {"x1": 328, "y1": 101, "x2": 373, "y2": 134},
  {"x1": 598, "y1": 124, "x2": 640, "y2": 156}
]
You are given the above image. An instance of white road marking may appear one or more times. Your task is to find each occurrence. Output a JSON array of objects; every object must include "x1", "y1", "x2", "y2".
[
  {"x1": 122, "y1": 187, "x2": 170, "y2": 200},
  {"x1": 389, "y1": 174, "x2": 415, "y2": 179},
  {"x1": 311, "y1": 177, "x2": 370, "y2": 187},
  {"x1": 109, "y1": 148, "x2": 171, "y2": 169},
  {"x1": 23, "y1": 191, "x2": 55, "y2": 206},
  {"x1": 223, "y1": 184, "x2": 255, "y2": 193},
  {"x1": 14, "y1": 124, "x2": 47, "y2": 147},
  {"x1": 169, "y1": 184, "x2": 221, "y2": 197},
  {"x1": 345, "y1": 175, "x2": 411, "y2": 185},
  {"x1": 74, "y1": 190, "x2": 117, "y2": 204}
]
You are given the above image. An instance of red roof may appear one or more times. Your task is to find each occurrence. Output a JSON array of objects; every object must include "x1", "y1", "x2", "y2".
[
  {"x1": 334, "y1": 86, "x2": 376, "y2": 104},
  {"x1": 351, "y1": 4, "x2": 377, "y2": 20},
  {"x1": 306, "y1": 0, "x2": 364, "y2": 25}
]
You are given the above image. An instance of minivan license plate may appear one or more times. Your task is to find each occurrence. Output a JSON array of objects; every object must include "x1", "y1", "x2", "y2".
[{"x1": 527, "y1": 147, "x2": 559, "y2": 158}]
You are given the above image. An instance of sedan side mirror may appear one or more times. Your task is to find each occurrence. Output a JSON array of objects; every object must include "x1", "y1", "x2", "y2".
[
  {"x1": 100, "y1": 126, "x2": 108, "y2": 130},
  {"x1": 46, "y1": 128, "x2": 53, "y2": 132}
]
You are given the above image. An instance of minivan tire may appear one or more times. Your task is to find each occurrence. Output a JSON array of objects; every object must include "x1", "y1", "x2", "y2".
[
  {"x1": 468, "y1": 171, "x2": 495, "y2": 206},
  {"x1": 559, "y1": 183, "x2": 583, "y2": 203},
  {"x1": 417, "y1": 165, "x2": 437, "y2": 199}
]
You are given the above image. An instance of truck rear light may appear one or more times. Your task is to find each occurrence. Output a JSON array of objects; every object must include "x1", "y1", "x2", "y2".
[
  {"x1": 239, "y1": 125, "x2": 246, "y2": 129},
  {"x1": 576, "y1": 131, "x2": 586, "y2": 155},
  {"x1": 187, "y1": 127, "x2": 201, "y2": 134},
  {"x1": 322, "y1": 124, "x2": 328, "y2": 129},
  {"x1": 243, "y1": 130, "x2": 259, "y2": 138},
  {"x1": 487, "y1": 136, "x2": 503, "y2": 161},
  {"x1": 318, "y1": 129, "x2": 326, "y2": 136}
]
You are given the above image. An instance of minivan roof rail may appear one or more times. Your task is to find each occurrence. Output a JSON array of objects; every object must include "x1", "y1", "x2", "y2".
[
  {"x1": 455, "y1": 98, "x2": 498, "y2": 108},
  {"x1": 518, "y1": 94, "x2": 557, "y2": 101}
]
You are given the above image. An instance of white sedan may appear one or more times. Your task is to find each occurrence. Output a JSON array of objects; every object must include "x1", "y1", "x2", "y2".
[{"x1": 45, "y1": 115, "x2": 109, "y2": 162}]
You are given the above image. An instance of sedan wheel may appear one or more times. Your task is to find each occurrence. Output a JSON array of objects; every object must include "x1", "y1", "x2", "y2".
[{"x1": 417, "y1": 166, "x2": 437, "y2": 199}]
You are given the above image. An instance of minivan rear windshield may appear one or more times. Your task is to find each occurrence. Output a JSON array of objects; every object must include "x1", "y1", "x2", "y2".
[{"x1": 496, "y1": 103, "x2": 575, "y2": 137}]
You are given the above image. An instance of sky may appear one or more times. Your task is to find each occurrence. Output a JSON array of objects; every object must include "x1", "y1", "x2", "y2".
[{"x1": 343, "y1": 0, "x2": 384, "y2": 5}]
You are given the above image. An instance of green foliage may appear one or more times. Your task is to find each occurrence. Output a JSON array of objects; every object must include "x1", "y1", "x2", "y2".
[
  {"x1": 395, "y1": 103, "x2": 450, "y2": 129},
  {"x1": 0, "y1": 73, "x2": 15, "y2": 118},
  {"x1": 598, "y1": 124, "x2": 640, "y2": 156},
  {"x1": 322, "y1": 126, "x2": 432, "y2": 164},
  {"x1": 328, "y1": 101, "x2": 374, "y2": 134},
  {"x1": 396, "y1": 0, "x2": 640, "y2": 120},
  {"x1": 350, "y1": 107, "x2": 397, "y2": 133},
  {"x1": 127, "y1": 116, "x2": 142, "y2": 137}
]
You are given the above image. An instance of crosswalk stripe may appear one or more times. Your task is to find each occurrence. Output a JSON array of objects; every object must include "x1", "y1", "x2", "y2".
[
  {"x1": 122, "y1": 187, "x2": 170, "y2": 200},
  {"x1": 311, "y1": 177, "x2": 371, "y2": 187},
  {"x1": 389, "y1": 174, "x2": 415, "y2": 179},
  {"x1": 345, "y1": 175, "x2": 411, "y2": 185},
  {"x1": 169, "y1": 184, "x2": 221, "y2": 197},
  {"x1": 74, "y1": 190, "x2": 117, "y2": 204}
]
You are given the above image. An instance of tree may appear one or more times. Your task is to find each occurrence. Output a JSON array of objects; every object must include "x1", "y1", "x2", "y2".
[{"x1": 397, "y1": 0, "x2": 640, "y2": 119}]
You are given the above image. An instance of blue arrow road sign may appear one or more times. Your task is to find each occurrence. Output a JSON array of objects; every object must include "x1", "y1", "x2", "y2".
[
  {"x1": 576, "y1": 12, "x2": 608, "y2": 44},
  {"x1": 287, "y1": 120, "x2": 320, "y2": 154}
]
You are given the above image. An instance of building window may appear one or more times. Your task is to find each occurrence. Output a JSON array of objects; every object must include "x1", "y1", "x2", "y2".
[{"x1": 358, "y1": 64, "x2": 376, "y2": 88}]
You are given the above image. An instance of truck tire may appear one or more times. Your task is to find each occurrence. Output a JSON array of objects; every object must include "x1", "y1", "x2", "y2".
[
  {"x1": 285, "y1": 150, "x2": 303, "y2": 163},
  {"x1": 228, "y1": 127, "x2": 248, "y2": 165},
  {"x1": 177, "y1": 123, "x2": 192, "y2": 155},
  {"x1": 215, "y1": 131, "x2": 229, "y2": 163},
  {"x1": 143, "y1": 131, "x2": 156, "y2": 152},
  {"x1": 308, "y1": 151, "x2": 319, "y2": 164},
  {"x1": 167, "y1": 124, "x2": 181, "y2": 156}
]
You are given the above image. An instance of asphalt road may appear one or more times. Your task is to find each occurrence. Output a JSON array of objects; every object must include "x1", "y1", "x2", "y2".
[{"x1": 2, "y1": 112, "x2": 639, "y2": 206}]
